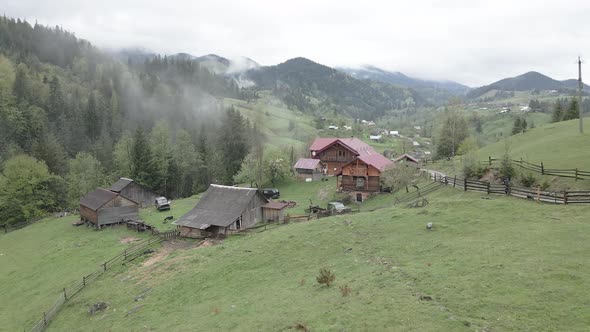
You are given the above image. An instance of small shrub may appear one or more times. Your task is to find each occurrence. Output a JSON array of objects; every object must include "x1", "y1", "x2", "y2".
[
  {"x1": 540, "y1": 180, "x2": 550, "y2": 191},
  {"x1": 520, "y1": 173, "x2": 537, "y2": 188},
  {"x1": 339, "y1": 284, "x2": 351, "y2": 297},
  {"x1": 316, "y1": 268, "x2": 336, "y2": 287},
  {"x1": 293, "y1": 322, "x2": 309, "y2": 331}
]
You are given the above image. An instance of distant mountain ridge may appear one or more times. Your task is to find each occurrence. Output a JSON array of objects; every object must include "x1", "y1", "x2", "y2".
[
  {"x1": 467, "y1": 71, "x2": 590, "y2": 99},
  {"x1": 339, "y1": 65, "x2": 471, "y2": 95}
]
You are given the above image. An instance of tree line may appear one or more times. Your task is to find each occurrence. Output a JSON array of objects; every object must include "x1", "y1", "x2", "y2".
[{"x1": 0, "y1": 17, "x2": 261, "y2": 225}]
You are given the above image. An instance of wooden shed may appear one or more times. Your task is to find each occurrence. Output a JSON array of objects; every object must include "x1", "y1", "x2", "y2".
[
  {"x1": 294, "y1": 158, "x2": 326, "y2": 181},
  {"x1": 79, "y1": 188, "x2": 139, "y2": 227},
  {"x1": 262, "y1": 201, "x2": 289, "y2": 222},
  {"x1": 173, "y1": 185, "x2": 268, "y2": 238},
  {"x1": 109, "y1": 178, "x2": 160, "y2": 208}
]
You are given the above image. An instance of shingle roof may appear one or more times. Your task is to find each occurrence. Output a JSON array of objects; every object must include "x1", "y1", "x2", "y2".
[
  {"x1": 309, "y1": 137, "x2": 375, "y2": 156},
  {"x1": 294, "y1": 158, "x2": 322, "y2": 170},
  {"x1": 392, "y1": 154, "x2": 420, "y2": 164},
  {"x1": 173, "y1": 185, "x2": 268, "y2": 228},
  {"x1": 357, "y1": 153, "x2": 393, "y2": 171},
  {"x1": 263, "y1": 201, "x2": 289, "y2": 210},
  {"x1": 109, "y1": 177, "x2": 133, "y2": 193},
  {"x1": 80, "y1": 188, "x2": 118, "y2": 210}
]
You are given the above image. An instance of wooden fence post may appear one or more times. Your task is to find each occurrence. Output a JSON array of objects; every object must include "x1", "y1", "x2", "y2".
[
  {"x1": 124, "y1": 249, "x2": 127, "y2": 260},
  {"x1": 575, "y1": 168, "x2": 579, "y2": 181},
  {"x1": 487, "y1": 182, "x2": 490, "y2": 194},
  {"x1": 63, "y1": 288, "x2": 67, "y2": 301},
  {"x1": 541, "y1": 162, "x2": 544, "y2": 175},
  {"x1": 103, "y1": 262, "x2": 107, "y2": 272},
  {"x1": 489, "y1": 156, "x2": 492, "y2": 166},
  {"x1": 83, "y1": 276, "x2": 86, "y2": 287},
  {"x1": 453, "y1": 175, "x2": 457, "y2": 188},
  {"x1": 464, "y1": 178, "x2": 467, "y2": 191},
  {"x1": 43, "y1": 312, "x2": 47, "y2": 326},
  {"x1": 564, "y1": 191, "x2": 568, "y2": 205}
]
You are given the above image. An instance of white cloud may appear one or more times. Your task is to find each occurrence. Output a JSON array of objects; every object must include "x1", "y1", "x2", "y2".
[{"x1": 2, "y1": 0, "x2": 589, "y2": 86}]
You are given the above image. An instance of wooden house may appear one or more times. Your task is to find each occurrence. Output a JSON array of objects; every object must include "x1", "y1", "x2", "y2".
[
  {"x1": 336, "y1": 153, "x2": 393, "y2": 202},
  {"x1": 173, "y1": 185, "x2": 269, "y2": 238},
  {"x1": 261, "y1": 201, "x2": 289, "y2": 222},
  {"x1": 309, "y1": 137, "x2": 375, "y2": 175},
  {"x1": 79, "y1": 188, "x2": 139, "y2": 227},
  {"x1": 294, "y1": 158, "x2": 326, "y2": 181},
  {"x1": 109, "y1": 178, "x2": 160, "y2": 208},
  {"x1": 392, "y1": 154, "x2": 420, "y2": 165}
]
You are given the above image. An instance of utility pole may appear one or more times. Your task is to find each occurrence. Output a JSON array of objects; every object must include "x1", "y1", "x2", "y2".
[{"x1": 578, "y1": 56, "x2": 584, "y2": 133}]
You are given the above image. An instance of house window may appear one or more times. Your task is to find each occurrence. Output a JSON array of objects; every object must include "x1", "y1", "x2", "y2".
[
  {"x1": 356, "y1": 193, "x2": 363, "y2": 202},
  {"x1": 236, "y1": 217, "x2": 241, "y2": 230},
  {"x1": 338, "y1": 150, "x2": 345, "y2": 158},
  {"x1": 356, "y1": 177, "x2": 365, "y2": 188}
]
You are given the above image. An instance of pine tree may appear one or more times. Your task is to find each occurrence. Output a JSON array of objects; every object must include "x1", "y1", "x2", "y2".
[
  {"x1": 552, "y1": 101, "x2": 564, "y2": 122},
  {"x1": 512, "y1": 117, "x2": 522, "y2": 135},
  {"x1": 85, "y1": 92, "x2": 100, "y2": 141},
  {"x1": 564, "y1": 99, "x2": 579, "y2": 121},
  {"x1": 47, "y1": 75, "x2": 65, "y2": 121},
  {"x1": 130, "y1": 127, "x2": 155, "y2": 187}
]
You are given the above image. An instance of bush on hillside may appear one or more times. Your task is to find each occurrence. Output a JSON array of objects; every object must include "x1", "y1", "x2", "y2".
[
  {"x1": 520, "y1": 172, "x2": 537, "y2": 188},
  {"x1": 316, "y1": 268, "x2": 336, "y2": 287}
]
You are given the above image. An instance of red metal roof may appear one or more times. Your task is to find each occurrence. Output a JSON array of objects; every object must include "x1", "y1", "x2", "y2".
[
  {"x1": 357, "y1": 153, "x2": 393, "y2": 171},
  {"x1": 309, "y1": 137, "x2": 375, "y2": 156},
  {"x1": 294, "y1": 158, "x2": 322, "y2": 170}
]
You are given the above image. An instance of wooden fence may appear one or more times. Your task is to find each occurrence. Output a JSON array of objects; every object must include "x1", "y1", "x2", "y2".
[
  {"x1": 424, "y1": 156, "x2": 590, "y2": 181},
  {"x1": 429, "y1": 173, "x2": 590, "y2": 204},
  {"x1": 29, "y1": 229, "x2": 179, "y2": 332}
]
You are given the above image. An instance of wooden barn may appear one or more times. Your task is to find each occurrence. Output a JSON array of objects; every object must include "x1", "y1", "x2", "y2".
[
  {"x1": 79, "y1": 188, "x2": 139, "y2": 227},
  {"x1": 109, "y1": 178, "x2": 160, "y2": 208},
  {"x1": 336, "y1": 153, "x2": 393, "y2": 202},
  {"x1": 309, "y1": 137, "x2": 375, "y2": 175},
  {"x1": 294, "y1": 158, "x2": 326, "y2": 181},
  {"x1": 261, "y1": 201, "x2": 289, "y2": 222},
  {"x1": 173, "y1": 185, "x2": 269, "y2": 238},
  {"x1": 392, "y1": 154, "x2": 420, "y2": 166}
]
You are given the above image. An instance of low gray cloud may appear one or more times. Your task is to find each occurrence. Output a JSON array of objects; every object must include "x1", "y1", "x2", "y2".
[{"x1": 2, "y1": 0, "x2": 589, "y2": 86}]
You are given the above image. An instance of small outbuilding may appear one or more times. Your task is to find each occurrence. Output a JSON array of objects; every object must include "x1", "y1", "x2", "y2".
[
  {"x1": 109, "y1": 178, "x2": 160, "y2": 208},
  {"x1": 392, "y1": 154, "x2": 420, "y2": 165},
  {"x1": 262, "y1": 201, "x2": 289, "y2": 222},
  {"x1": 173, "y1": 185, "x2": 268, "y2": 238},
  {"x1": 294, "y1": 158, "x2": 326, "y2": 181},
  {"x1": 79, "y1": 188, "x2": 139, "y2": 227}
]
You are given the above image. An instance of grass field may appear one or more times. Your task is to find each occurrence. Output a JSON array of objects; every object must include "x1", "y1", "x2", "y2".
[
  {"x1": 224, "y1": 92, "x2": 318, "y2": 150},
  {"x1": 0, "y1": 195, "x2": 203, "y2": 331},
  {"x1": 43, "y1": 188, "x2": 590, "y2": 331}
]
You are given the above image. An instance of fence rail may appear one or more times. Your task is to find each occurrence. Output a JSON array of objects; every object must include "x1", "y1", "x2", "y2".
[
  {"x1": 428, "y1": 173, "x2": 590, "y2": 205},
  {"x1": 424, "y1": 156, "x2": 589, "y2": 181},
  {"x1": 29, "y1": 229, "x2": 179, "y2": 332}
]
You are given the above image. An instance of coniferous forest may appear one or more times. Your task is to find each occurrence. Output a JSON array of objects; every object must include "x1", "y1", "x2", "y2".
[{"x1": 0, "y1": 17, "x2": 262, "y2": 224}]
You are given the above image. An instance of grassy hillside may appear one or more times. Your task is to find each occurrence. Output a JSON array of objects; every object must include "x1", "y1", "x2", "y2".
[
  {"x1": 477, "y1": 118, "x2": 590, "y2": 168},
  {"x1": 0, "y1": 196, "x2": 200, "y2": 331},
  {"x1": 224, "y1": 92, "x2": 318, "y2": 150},
  {"x1": 44, "y1": 188, "x2": 590, "y2": 331}
]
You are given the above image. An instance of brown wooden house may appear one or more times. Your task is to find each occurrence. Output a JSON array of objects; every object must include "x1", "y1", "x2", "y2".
[
  {"x1": 109, "y1": 178, "x2": 160, "y2": 208},
  {"x1": 309, "y1": 137, "x2": 375, "y2": 175},
  {"x1": 336, "y1": 153, "x2": 393, "y2": 202},
  {"x1": 80, "y1": 188, "x2": 139, "y2": 227},
  {"x1": 173, "y1": 185, "x2": 269, "y2": 238}
]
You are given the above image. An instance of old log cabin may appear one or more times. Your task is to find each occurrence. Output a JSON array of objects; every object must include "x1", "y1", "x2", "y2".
[
  {"x1": 173, "y1": 185, "x2": 275, "y2": 238},
  {"x1": 336, "y1": 153, "x2": 393, "y2": 202},
  {"x1": 79, "y1": 188, "x2": 139, "y2": 227},
  {"x1": 309, "y1": 137, "x2": 375, "y2": 175},
  {"x1": 109, "y1": 177, "x2": 160, "y2": 208}
]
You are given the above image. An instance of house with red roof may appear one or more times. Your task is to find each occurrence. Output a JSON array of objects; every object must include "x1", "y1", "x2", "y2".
[
  {"x1": 336, "y1": 153, "x2": 393, "y2": 202},
  {"x1": 309, "y1": 137, "x2": 375, "y2": 175}
]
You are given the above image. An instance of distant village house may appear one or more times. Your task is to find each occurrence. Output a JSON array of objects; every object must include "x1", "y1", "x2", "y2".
[{"x1": 294, "y1": 158, "x2": 326, "y2": 181}]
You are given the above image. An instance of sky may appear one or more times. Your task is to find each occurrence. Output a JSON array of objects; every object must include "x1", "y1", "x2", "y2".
[{"x1": 3, "y1": 0, "x2": 590, "y2": 86}]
